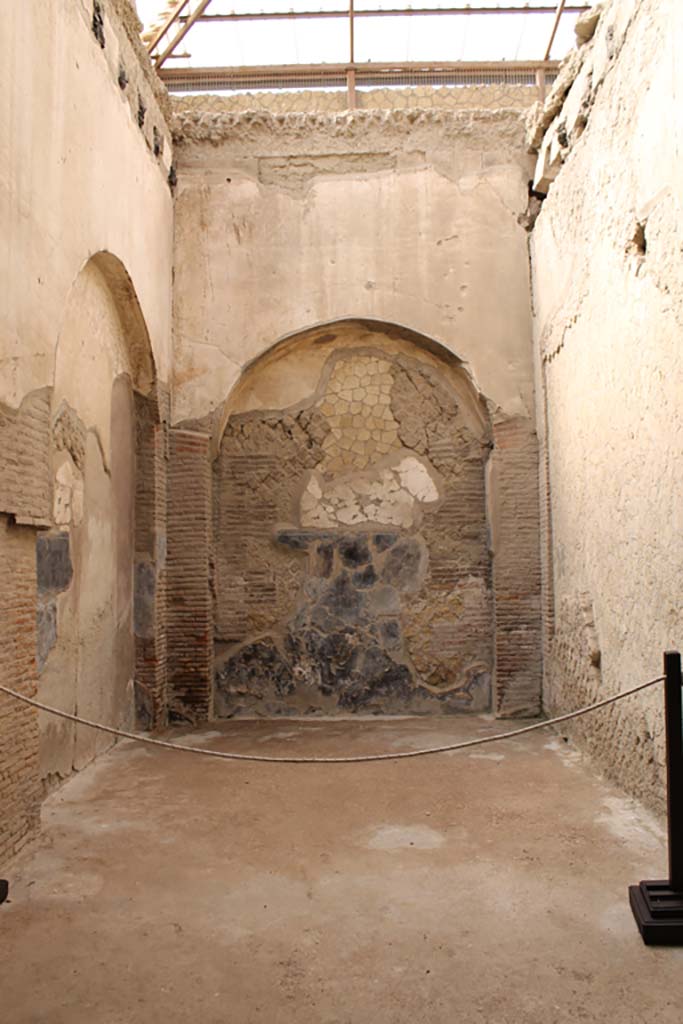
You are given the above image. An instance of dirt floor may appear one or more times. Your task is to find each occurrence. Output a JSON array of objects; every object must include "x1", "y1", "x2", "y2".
[{"x1": 2, "y1": 715, "x2": 683, "y2": 1024}]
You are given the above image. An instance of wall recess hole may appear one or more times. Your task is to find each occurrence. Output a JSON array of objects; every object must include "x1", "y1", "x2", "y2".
[
  {"x1": 92, "y1": 1, "x2": 105, "y2": 48},
  {"x1": 628, "y1": 220, "x2": 647, "y2": 257}
]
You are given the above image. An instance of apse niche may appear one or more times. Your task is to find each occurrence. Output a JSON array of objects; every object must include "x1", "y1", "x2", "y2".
[{"x1": 212, "y1": 320, "x2": 493, "y2": 716}]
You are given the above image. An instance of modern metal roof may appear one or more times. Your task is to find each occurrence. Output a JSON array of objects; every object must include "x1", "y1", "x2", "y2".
[{"x1": 135, "y1": 0, "x2": 591, "y2": 93}]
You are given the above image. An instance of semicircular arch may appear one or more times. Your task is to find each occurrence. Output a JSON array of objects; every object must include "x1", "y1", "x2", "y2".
[{"x1": 212, "y1": 316, "x2": 491, "y2": 456}]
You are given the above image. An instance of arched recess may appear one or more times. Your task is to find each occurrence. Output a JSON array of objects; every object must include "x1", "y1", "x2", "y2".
[
  {"x1": 169, "y1": 317, "x2": 538, "y2": 718},
  {"x1": 87, "y1": 252, "x2": 156, "y2": 396},
  {"x1": 37, "y1": 252, "x2": 169, "y2": 786},
  {"x1": 207, "y1": 317, "x2": 486, "y2": 460}
]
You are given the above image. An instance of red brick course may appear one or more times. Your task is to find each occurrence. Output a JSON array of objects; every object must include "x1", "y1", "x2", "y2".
[
  {"x1": 167, "y1": 430, "x2": 213, "y2": 721},
  {"x1": 0, "y1": 516, "x2": 40, "y2": 867},
  {"x1": 491, "y1": 418, "x2": 543, "y2": 716}
]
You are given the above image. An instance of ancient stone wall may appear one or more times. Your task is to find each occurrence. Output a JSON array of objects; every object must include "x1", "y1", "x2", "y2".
[
  {"x1": 0, "y1": 0, "x2": 551, "y2": 865},
  {"x1": 0, "y1": 390, "x2": 52, "y2": 526},
  {"x1": 0, "y1": 0, "x2": 174, "y2": 864},
  {"x1": 171, "y1": 107, "x2": 536, "y2": 429},
  {"x1": 213, "y1": 330, "x2": 493, "y2": 715},
  {"x1": 530, "y1": 0, "x2": 683, "y2": 809},
  {"x1": 32, "y1": 263, "x2": 171, "y2": 786},
  {"x1": 0, "y1": 0, "x2": 174, "y2": 409},
  {"x1": 0, "y1": 519, "x2": 41, "y2": 865},
  {"x1": 38, "y1": 261, "x2": 141, "y2": 782},
  {"x1": 0, "y1": 384, "x2": 51, "y2": 864},
  {"x1": 172, "y1": 109, "x2": 542, "y2": 717}
]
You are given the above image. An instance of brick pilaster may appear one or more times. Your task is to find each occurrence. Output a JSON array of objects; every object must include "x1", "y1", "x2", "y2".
[
  {"x1": 167, "y1": 429, "x2": 213, "y2": 721},
  {"x1": 0, "y1": 516, "x2": 40, "y2": 866},
  {"x1": 490, "y1": 417, "x2": 543, "y2": 716}
]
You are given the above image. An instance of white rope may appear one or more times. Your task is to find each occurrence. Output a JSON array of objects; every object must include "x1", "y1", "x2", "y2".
[{"x1": 0, "y1": 675, "x2": 664, "y2": 764}]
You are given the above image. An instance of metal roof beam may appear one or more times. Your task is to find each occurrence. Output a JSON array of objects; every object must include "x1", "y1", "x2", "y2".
[
  {"x1": 544, "y1": 0, "x2": 567, "y2": 60},
  {"x1": 160, "y1": 57, "x2": 560, "y2": 92},
  {"x1": 155, "y1": 0, "x2": 214, "y2": 68},
  {"x1": 178, "y1": 4, "x2": 590, "y2": 23},
  {"x1": 145, "y1": 0, "x2": 192, "y2": 54}
]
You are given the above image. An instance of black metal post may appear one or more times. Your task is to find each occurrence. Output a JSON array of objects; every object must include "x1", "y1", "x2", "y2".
[
  {"x1": 665, "y1": 651, "x2": 683, "y2": 891},
  {"x1": 630, "y1": 650, "x2": 683, "y2": 945}
]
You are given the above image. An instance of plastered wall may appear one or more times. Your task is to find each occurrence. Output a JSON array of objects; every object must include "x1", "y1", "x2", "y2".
[
  {"x1": 13, "y1": 0, "x2": 673, "y2": 859},
  {"x1": 530, "y1": 0, "x2": 683, "y2": 810},
  {"x1": 171, "y1": 111, "x2": 543, "y2": 719},
  {"x1": 171, "y1": 107, "x2": 537, "y2": 428},
  {"x1": 0, "y1": 0, "x2": 174, "y2": 407},
  {"x1": 0, "y1": 0, "x2": 174, "y2": 864},
  {"x1": 38, "y1": 263, "x2": 137, "y2": 782}
]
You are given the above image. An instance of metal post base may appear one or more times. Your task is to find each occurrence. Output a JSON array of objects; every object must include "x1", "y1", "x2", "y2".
[{"x1": 629, "y1": 881, "x2": 683, "y2": 945}]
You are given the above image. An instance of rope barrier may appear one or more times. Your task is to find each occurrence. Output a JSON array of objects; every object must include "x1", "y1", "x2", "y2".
[{"x1": 0, "y1": 675, "x2": 664, "y2": 764}]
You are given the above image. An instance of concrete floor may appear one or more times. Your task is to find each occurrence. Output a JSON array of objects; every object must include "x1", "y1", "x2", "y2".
[{"x1": 3, "y1": 716, "x2": 683, "y2": 1024}]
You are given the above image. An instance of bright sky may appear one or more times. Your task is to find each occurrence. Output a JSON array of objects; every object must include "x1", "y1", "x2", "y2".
[{"x1": 135, "y1": 0, "x2": 580, "y2": 67}]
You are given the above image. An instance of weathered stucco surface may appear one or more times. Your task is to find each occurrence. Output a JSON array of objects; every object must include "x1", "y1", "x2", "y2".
[
  {"x1": 531, "y1": 0, "x2": 683, "y2": 810},
  {"x1": 170, "y1": 106, "x2": 543, "y2": 722},
  {"x1": 0, "y1": 0, "x2": 173, "y2": 862},
  {"x1": 8, "y1": 0, "x2": 679, "y2": 872},
  {"x1": 171, "y1": 107, "x2": 536, "y2": 426},
  {"x1": 38, "y1": 263, "x2": 139, "y2": 783},
  {"x1": 0, "y1": 0, "x2": 173, "y2": 407}
]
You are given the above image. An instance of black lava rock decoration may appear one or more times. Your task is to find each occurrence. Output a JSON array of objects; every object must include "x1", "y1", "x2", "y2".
[{"x1": 214, "y1": 529, "x2": 485, "y2": 715}]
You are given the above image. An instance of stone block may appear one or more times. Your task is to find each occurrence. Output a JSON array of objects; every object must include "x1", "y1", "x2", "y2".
[
  {"x1": 561, "y1": 60, "x2": 594, "y2": 145},
  {"x1": 533, "y1": 119, "x2": 564, "y2": 195},
  {"x1": 338, "y1": 535, "x2": 371, "y2": 568},
  {"x1": 591, "y1": 0, "x2": 638, "y2": 90},
  {"x1": 575, "y1": 2, "x2": 604, "y2": 45},
  {"x1": 36, "y1": 533, "x2": 73, "y2": 595},
  {"x1": 380, "y1": 538, "x2": 427, "y2": 593}
]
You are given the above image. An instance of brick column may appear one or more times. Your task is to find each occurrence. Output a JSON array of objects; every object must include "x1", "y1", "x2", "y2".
[
  {"x1": 489, "y1": 417, "x2": 543, "y2": 717},
  {"x1": 134, "y1": 389, "x2": 169, "y2": 730},
  {"x1": 167, "y1": 429, "x2": 213, "y2": 721},
  {"x1": 0, "y1": 388, "x2": 51, "y2": 865},
  {"x1": 0, "y1": 517, "x2": 41, "y2": 866}
]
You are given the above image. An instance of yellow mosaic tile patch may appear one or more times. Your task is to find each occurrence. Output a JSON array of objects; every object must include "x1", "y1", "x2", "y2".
[{"x1": 317, "y1": 355, "x2": 401, "y2": 471}]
